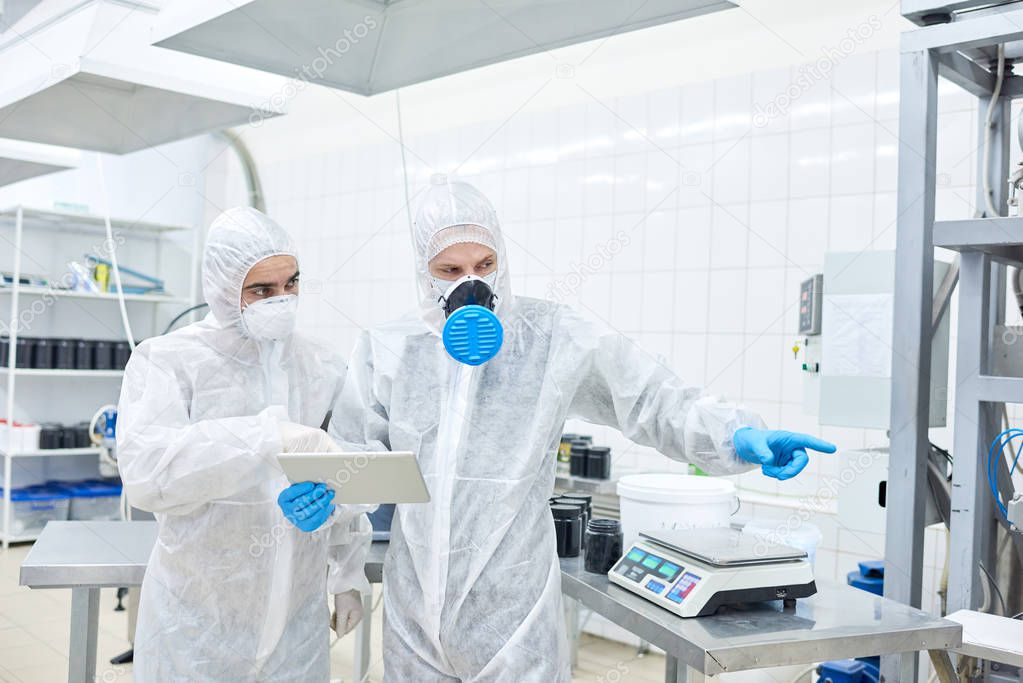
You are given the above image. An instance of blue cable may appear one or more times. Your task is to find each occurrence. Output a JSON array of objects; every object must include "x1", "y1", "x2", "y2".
[{"x1": 986, "y1": 428, "x2": 1023, "y2": 520}]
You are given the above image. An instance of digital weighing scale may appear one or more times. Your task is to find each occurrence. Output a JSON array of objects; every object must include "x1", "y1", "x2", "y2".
[{"x1": 608, "y1": 528, "x2": 817, "y2": 617}]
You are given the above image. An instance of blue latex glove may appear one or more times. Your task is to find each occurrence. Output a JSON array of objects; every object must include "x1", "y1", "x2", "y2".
[
  {"x1": 733, "y1": 428, "x2": 836, "y2": 480},
  {"x1": 277, "y1": 482, "x2": 335, "y2": 532}
]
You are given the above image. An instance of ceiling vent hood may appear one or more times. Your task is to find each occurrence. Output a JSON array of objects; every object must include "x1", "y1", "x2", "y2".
[
  {"x1": 0, "y1": 138, "x2": 79, "y2": 187},
  {"x1": 153, "y1": 0, "x2": 736, "y2": 96},
  {"x1": 0, "y1": 0, "x2": 287, "y2": 154}
]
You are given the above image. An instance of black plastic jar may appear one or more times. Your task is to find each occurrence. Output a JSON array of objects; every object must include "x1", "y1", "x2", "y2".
[
  {"x1": 38, "y1": 424, "x2": 62, "y2": 449},
  {"x1": 552, "y1": 496, "x2": 587, "y2": 545},
  {"x1": 558, "y1": 493, "x2": 591, "y2": 536},
  {"x1": 551, "y1": 504, "x2": 582, "y2": 558},
  {"x1": 93, "y1": 340, "x2": 114, "y2": 370},
  {"x1": 15, "y1": 338, "x2": 34, "y2": 368},
  {"x1": 113, "y1": 341, "x2": 132, "y2": 369},
  {"x1": 586, "y1": 446, "x2": 611, "y2": 479},
  {"x1": 569, "y1": 441, "x2": 589, "y2": 476},
  {"x1": 53, "y1": 339, "x2": 75, "y2": 370},
  {"x1": 584, "y1": 519, "x2": 624, "y2": 574},
  {"x1": 74, "y1": 339, "x2": 93, "y2": 370},
  {"x1": 32, "y1": 338, "x2": 54, "y2": 369}
]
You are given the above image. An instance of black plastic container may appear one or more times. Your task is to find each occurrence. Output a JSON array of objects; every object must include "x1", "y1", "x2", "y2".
[
  {"x1": 569, "y1": 441, "x2": 589, "y2": 477},
  {"x1": 551, "y1": 504, "x2": 582, "y2": 558},
  {"x1": 584, "y1": 519, "x2": 623, "y2": 574},
  {"x1": 39, "y1": 424, "x2": 63, "y2": 449},
  {"x1": 74, "y1": 422, "x2": 92, "y2": 448},
  {"x1": 60, "y1": 425, "x2": 78, "y2": 449},
  {"x1": 554, "y1": 495, "x2": 589, "y2": 549},
  {"x1": 113, "y1": 342, "x2": 131, "y2": 370},
  {"x1": 560, "y1": 493, "x2": 592, "y2": 522},
  {"x1": 74, "y1": 339, "x2": 94, "y2": 370},
  {"x1": 15, "y1": 337, "x2": 35, "y2": 368},
  {"x1": 54, "y1": 339, "x2": 75, "y2": 369},
  {"x1": 0, "y1": 336, "x2": 7, "y2": 367},
  {"x1": 93, "y1": 340, "x2": 114, "y2": 370},
  {"x1": 32, "y1": 338, "x2": 54, "y2": 369},
  {"x1": 586, "y1": 446, "x2": 611, "y2": 480}
]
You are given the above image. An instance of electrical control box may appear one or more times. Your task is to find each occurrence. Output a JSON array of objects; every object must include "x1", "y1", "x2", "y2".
[
  {"x1": 807, "y1": 252, "x2": 950, "y2": 429},
  {"x1": 798, "y1": 274, "x2": 823, "y2": 335}
]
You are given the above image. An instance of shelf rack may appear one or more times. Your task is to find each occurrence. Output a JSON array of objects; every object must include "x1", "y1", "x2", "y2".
[
  {"x1": 891, "y1": 3, "x2": 1023, "y2": 681},
  {"x1": 1, "y1": 205, "x2": 198, "y2": 547},
  {"x1": 0, "y1": 286, "x2": 190, "y2": 305},
  {"x1": 0, "y1": 369, "x2": 125, "y2": 379}
]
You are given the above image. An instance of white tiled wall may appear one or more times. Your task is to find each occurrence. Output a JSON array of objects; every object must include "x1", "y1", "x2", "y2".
[{"x1": 206, "y1": 47, "x2": 988, "y2": 626}]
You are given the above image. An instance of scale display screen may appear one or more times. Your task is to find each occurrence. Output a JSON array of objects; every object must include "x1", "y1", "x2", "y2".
[{"x1": 613, "y1": 545, "x2": 686, "y2": 585}]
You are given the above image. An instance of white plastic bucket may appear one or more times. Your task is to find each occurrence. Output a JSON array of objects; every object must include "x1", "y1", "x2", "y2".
[
  {"x1": 616, "y1": 474, "x2": 737, "y2": 546},
  {"x1": 742, "y1": 519, "x2": 822, "y2": 568}
]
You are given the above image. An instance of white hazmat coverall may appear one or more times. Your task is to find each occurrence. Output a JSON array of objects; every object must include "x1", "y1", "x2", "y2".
[
  {"x1": 332, "y1": 177, "x2": 764, "y2": 681},
  {"x1": 117, "y1": 207, "x2": 371, "y2": 682}
]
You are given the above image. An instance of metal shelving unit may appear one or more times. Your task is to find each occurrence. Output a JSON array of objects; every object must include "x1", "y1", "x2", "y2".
[
  {"x1": 0, "y1": 287, "x2": 190, "y2": 304},
  {"x1": 1, "y1": 205, "x2": 199, "y2": 547},
  {"x1": 892, "y1": 3, "x2": 1023, "y2": 681},
  {"x1": 0, "y1": 368, "x2": 125, "y2": 378}
]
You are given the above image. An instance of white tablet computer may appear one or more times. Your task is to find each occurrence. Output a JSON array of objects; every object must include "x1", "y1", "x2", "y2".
[{"x1": 276, "y1": 451, "x2": 430, "y2": 504}]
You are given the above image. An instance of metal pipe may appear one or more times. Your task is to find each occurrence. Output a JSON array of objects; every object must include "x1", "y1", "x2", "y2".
[{"x1": 217, "y1": 129, "x2": 265, "y2": 212}]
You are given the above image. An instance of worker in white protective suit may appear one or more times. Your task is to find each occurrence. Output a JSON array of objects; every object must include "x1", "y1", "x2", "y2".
[
  {"x1": 117, "y1": 207, "x2": 371, "y2": 682},
  {"x1": 331, "y1": 176, "x2": 835, "y2": 681}
]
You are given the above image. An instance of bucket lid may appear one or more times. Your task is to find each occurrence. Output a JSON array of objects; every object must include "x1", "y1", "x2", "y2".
[{"x1": 617, "y1": 473, "x2": 735, "y2": 504}]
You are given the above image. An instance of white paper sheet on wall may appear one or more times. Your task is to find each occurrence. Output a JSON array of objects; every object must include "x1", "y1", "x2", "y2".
[{"x1": 821, "y1": 293, "x2": 894, "y2": 378}]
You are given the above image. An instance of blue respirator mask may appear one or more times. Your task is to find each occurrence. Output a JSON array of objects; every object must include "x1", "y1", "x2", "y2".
[{"x1": 436, "y1": 274, "x2": 503, "y2": 366}]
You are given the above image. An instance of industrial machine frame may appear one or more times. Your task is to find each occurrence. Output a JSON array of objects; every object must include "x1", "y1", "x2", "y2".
[{"x1": 892, "y1": 3, "x2": 1023, "y2": 682}]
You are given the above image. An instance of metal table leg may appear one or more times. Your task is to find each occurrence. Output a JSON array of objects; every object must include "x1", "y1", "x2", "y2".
[
  {"x1": 564, "y1": 596, "x2": 580, "y2": 670},
  {"x1": 352, "y1": 592, "x2": 373, "y2": 683},
  {"x1": 665, "y1": 658, "x2": 705, "y2": 683},
  {"x1": 68, "y1": 587, "x2": 99, "y2": 683},
  {"x1": 928, "y1": 649, "x2": 957, "y2": 683}
]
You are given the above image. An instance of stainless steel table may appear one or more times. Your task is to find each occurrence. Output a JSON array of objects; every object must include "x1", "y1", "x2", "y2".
[
  {"x1": 19, "y1": 522, "x2": 156, "y2": 683},
  {"x1": 20, "y1": 523, "x2": 963, "y2": 683},
  {"x1": 560, "y1": 555, "x2": 962, "y2": 682},
  {"x1": 18, "y1": 522, "x2": 389, "y2": 683}
]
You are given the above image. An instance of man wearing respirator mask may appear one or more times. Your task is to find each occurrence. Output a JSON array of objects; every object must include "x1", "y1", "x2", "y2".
[
  {"x1": 116, "y1": 207, "x2": 370, "y2": 682},
  {"x1": 331, "y1": 176, "x2": 835, "y2": 681}
]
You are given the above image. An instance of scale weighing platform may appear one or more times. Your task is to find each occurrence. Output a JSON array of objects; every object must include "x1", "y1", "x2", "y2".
[{"x1": 608, "y1": 528, "x2": 817, "y2": 617}]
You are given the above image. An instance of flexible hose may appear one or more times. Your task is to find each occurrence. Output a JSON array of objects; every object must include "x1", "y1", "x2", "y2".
[
  {"x1": 95, "y1": 156, "x2": 136, "y2": 352},
  {"x1": 982, "y1": 44, "x2": 1006, "y2": 217}
]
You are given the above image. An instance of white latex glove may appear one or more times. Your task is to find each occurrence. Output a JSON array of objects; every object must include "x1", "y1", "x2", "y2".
[
  {"x1": 331, "y1": 589, "x2": 364, "y2": 636},
  {"x1": 278, "y1": 421, "x2": 342, "y2": 453}
]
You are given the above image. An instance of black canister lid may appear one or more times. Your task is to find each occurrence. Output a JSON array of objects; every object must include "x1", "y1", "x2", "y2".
[
  {"x1": 561, "y1": 493, "x2": 592, "y2": 504},
  {"x1": 587, "y1": 446, "x2": 611, "y2": 456},
  {"x1": 576, "y1": 435, "x2": 593, "y2": 443},
  {"x1": 561, "y1": 433, "x2": 579, "y2": 442},
  {"x1": 586, "y1": 518, "x2": 621, "y2": 534},
  {"x1": 570, "y1": 442, "x2": 590, "y2": 455},
  {"x1": 550, "y1": 504, "x2": 581, "y2": 520},
  {"x1": 552, "y1": 498, "x2": 586, "y2": 511}
]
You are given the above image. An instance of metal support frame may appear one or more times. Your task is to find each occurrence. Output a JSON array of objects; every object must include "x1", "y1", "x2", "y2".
[
  {"x1": 887, "y1": 47, "x2": 940, "y2": 683},
  {"x1": 893, "y1": 6, "x2": 1022, "y2": 681}
]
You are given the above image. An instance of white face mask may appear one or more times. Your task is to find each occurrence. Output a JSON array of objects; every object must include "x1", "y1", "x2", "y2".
[{"x1": 241, "y1": 294, "x2": 299, "y2": 341}]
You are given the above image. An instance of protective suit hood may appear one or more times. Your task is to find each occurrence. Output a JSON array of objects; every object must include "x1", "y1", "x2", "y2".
[
  {"x1": 202, "y1": 207, "x2": 297, "y2": 332},
  {"x1": 413, "y1": 175, "x2": 512, "y2": 332}
]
